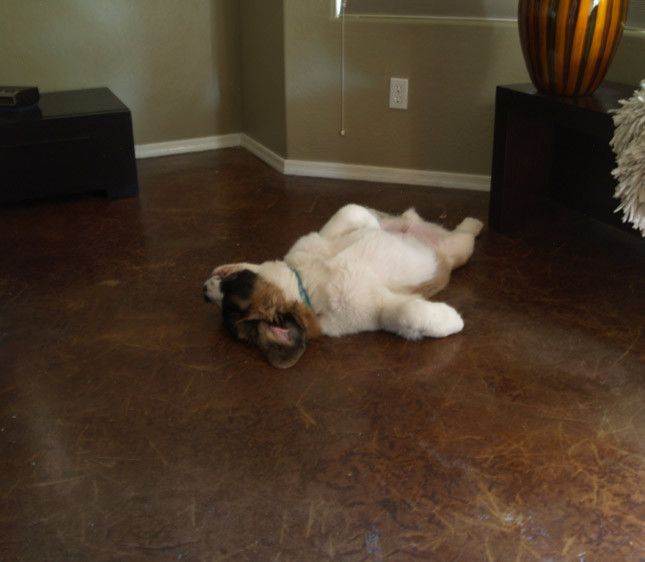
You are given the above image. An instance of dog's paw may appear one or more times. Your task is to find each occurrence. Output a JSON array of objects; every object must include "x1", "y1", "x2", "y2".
[
  {"x1": 401, "y1": 208, "x2": 423, "y2": 223},
  {"x1": 424, "y1": 302, "x2": 464, "y2": 337},
  {"x1": 211, "y1": 262, "x2": 260, "y2": 279},
  {"x1": 397, "y1": 301, "x2": 464, "y2": 339},
  {"x1": 320, "y1": 204, "x2": 380, "y2": 238},
  {"x1": 211, "y1": 264, "x2": 240, "y2": 279},
  {"x1": 456, "y1": 217, "x2": 484, "y2": 236}
]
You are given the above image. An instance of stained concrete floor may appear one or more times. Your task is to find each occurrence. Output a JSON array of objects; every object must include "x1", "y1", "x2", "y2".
[{"x1": 1, "y1": 148, "x2": 644, "y2": 561}]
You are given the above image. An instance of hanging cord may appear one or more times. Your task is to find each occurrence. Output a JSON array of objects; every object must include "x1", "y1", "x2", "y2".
[{"x1": 339, "y1": 0, "x2": 347, "y2": 137}]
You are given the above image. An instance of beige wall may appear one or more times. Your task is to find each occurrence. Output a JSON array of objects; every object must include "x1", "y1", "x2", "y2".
[
  {"x1": 0, "y1": 0, "x2": 241, "y2": 144},
  {"x1": 239, "y1": 0, "x2": 287, "y2": 157},
  {"x1": 284, "y1": 1, "x2": 645, "y2": 175},
  {"x1": 608, "y1": 32, "x2": 645, "y2": 86},
  {"x1": 1, "y1": 0, "x2": 642, "y2": 172}
]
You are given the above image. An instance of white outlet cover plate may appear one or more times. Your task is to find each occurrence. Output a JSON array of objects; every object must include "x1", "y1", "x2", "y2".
[{"x1": 389, "y1": 77, "x2": 409, "y2": 110}]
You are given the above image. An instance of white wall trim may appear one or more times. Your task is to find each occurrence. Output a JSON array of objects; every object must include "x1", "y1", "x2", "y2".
[
  {"x1": 138, "y1": 133, "x2": 491, "y2": 192},
  {"x1": 135, "y1": 133, "x2": 241, "y2": 159},
  {"x1": 240, "y1": 134, "x2": 286, "y2": 173},
  {"x1": 283, "y1": 158, "x2": 490, "y2": 191},
  {"x1": 241, "y1": 134, "x2": 489, "y2": 192}
]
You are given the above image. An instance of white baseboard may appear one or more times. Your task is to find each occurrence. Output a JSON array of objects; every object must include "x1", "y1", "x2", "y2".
[
  {"x1": 138, "y1": 132, "x2": 491, "y2": 191},
  {"x1": 240, "y1": 134, "x2": 490, "y2": 192},
  {"x1": 240, "y1": 134, "x2": 286, "y2": 173},
  {"x1": 284, "y1": 159, "x2": 490, "y2": 191},
  {"x1": 135, "y1": 133, "x2": 241, "y2": 159}
]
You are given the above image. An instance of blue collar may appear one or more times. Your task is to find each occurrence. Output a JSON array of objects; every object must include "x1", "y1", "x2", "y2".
[{"x1": 290, "y1": 267, "x2": 313, "y2": 310}]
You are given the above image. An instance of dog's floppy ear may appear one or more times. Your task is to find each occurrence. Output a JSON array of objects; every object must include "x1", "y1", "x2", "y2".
[
  {"x1": 216, "y1": 270, "x2": 320, "y2": 369},
  {"x1": 255, "y1": 312, "x2": 308, "y2": 369},
  {"x1": 253, "y1": 303, "x2": 321, "y2": 369}
]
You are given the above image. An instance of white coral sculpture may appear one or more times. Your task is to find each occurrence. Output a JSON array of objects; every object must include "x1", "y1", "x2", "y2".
[{"x1": 611, "y1": 79, "x2": 645, "y2": 237}]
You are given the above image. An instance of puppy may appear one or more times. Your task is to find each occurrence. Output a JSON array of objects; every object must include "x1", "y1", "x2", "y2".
[{"x1": 204, "y1": 204, "x2": 483, "y2": 368}]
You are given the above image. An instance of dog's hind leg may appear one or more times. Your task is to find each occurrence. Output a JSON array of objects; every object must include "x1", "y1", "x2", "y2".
[
  {"x1": 437, "y1": 218, "x2": 484, "y2": 269},
  {"x1": 381, "y1": 209, "x2": 454, "y2": 247},
  {"x1": 455, "y1": 217, "x2": 484, "y2": 236},
  {"x1": 410, "y1": 254, "x2": 452, "y2": 299}
]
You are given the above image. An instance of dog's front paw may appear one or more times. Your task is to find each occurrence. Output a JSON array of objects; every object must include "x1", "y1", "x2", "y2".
[
  {"x1": 212, "y1": 264, "x2": 240, "y2": 279},
  {"x1": 397, "y1": 300, "x2": 464, "y2": 339},
  {"x1": 320, "y1": 204, "x2": 380, "y2": 238}
]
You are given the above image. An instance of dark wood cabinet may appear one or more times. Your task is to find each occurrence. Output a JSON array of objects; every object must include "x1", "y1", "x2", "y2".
[
  {"x1": 489, "y1": 82, "x2": 636, "y2": 233},
  {"x1": 0, "y1": 88, "x2": 138, "y2": 202}
]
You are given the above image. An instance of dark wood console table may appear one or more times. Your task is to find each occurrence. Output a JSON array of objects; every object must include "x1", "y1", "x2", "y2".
[
  {"x1": 0, "y1": 88, "x2": 138, "y2": 203},
  {"x1": 489, "y1": 82, "x2": 636, "y2": 233}
]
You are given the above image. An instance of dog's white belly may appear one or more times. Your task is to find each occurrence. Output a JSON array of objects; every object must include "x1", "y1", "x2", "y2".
[
  {"x1": 288, "y1": 229, "x2": 440, "y2": 336},
  {"x1": 289, "y1": 228, "x2": 438, "y2": 289},
  {"x1": 329, "y1": 229, "x2": 438, "y2": 288}
]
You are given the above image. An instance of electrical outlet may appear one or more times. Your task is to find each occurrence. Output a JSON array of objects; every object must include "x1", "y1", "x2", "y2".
[{"x1": 389, "y1": 77, "x2": 408, "y2": 110}]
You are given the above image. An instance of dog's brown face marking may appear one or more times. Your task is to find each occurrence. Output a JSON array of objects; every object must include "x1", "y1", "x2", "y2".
[{"x1": 219, "y1": 269, "x2": 320, "y2": 369}]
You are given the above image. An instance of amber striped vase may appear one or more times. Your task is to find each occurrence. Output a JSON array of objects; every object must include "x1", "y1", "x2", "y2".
[{"x1": 518, "y1": 0, "x2": 629, "y2": 97}]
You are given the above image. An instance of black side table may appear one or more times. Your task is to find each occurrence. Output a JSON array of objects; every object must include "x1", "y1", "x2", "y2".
[
  {"x1": 0, "y1": 88, "x2": 138, "y2": 203},
  {"x1": 489, "y1": 82, "x2": 635, "y2": 232}
]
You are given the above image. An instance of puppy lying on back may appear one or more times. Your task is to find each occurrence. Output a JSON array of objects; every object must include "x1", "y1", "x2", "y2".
[{"x1": 203, "y1": 204, "x2": 483, "y2": 368}]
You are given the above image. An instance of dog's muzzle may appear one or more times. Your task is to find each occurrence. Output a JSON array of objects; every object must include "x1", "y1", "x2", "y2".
[{"x1": 202, "y1": 276, "x2": 223, "y2": 304}]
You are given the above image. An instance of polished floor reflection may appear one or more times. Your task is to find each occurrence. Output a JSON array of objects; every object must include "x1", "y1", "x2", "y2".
[{"x1": 1, "y1": 148, "x2": 643, "y2": 561}]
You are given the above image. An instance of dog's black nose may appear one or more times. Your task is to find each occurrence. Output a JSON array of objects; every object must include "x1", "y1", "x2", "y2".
[{"x1": 203, "y1": 285, "x2": 211, "y2": 302}]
